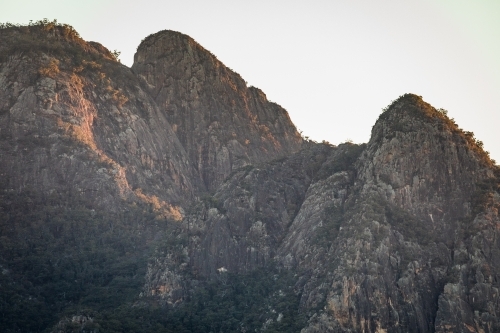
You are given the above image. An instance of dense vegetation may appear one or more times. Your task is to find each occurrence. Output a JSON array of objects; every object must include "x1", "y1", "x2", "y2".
[
  {"x1": 94, "y1": 267, "x2": 305, "y2": 333},
  {"x1": 0, "y1": 191, "x2": 160, "y2": 332},
  {"x1": 0, "y1": 190, "x2": 306, "y2": 332}
]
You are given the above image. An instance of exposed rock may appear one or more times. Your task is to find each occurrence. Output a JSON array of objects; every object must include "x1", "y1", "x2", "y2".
[
  {"x1": 435, "y1": 199, "x2": 500, "y2": 333},
  {"x1": 296, "y1": 94, "x2": 499, "y2": 332},
  {"x1": 358, "y1": 94, "x2": 493, "y2": 221},
  {"x1": 144, "y1": 143, "x2": 331, "y2": 300},
  {"x1": 1, "y1": 23, "x2": 499, "y2": 333},
  {"x1": 0, "y1": 24, "x2": 198, "y2": 217},
  {"x1": 132, "y1": 30, "x2": 303, "y2": 190},
  {"x1": 51, "y1": 315, "x2": 98, "y2": 333}
]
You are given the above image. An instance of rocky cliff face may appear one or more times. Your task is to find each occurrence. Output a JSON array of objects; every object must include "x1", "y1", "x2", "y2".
[
  {"x1": 0, "y1": 24, "x2": 302, "y2": 218},
  {"x1": 1, "y1": 22, "x2": 499, "y2": 333},
  {"x1": 145, "y1": 95, "x2": 500, "y2": 332},
  {"x1": 0, "y1": 24, "x2": 198, "y2": 218},
  {"x1": 132, "y1": 30, "x2": 303, "y2": 190},
  {"x1": 296, "y1": 95, "x2": 499, "y2": 333}
]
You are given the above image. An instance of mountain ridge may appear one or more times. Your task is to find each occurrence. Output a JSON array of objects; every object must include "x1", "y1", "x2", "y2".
[
  {"x1": 0, "y1": 21, "x2": 499, "y2": 333},
  {"x1": 132, "y1": 28, "x2": 303, "y2": 190}
]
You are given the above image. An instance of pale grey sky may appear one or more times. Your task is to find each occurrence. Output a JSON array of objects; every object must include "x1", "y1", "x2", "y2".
[{"x1": 2, "y1": 0, "x2": 499, "y2": 162}]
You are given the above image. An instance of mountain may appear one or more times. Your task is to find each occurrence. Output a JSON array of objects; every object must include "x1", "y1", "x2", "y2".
[
  {"x1": 132, "y1": 30, "x2": 303, "y2": 191},
  {"x1": 0, "y1": 21, "x2": 499, "y2": 333}
]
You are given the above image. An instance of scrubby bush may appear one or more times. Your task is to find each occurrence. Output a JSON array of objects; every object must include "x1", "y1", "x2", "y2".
[{"x1": 38, "y1": 57, "x2": 60, "y2": 77}]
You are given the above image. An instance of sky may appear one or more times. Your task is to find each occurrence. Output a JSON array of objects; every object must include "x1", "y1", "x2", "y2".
[{"x1": 1, "y1": 0, "x2": 499, "y2": 162}]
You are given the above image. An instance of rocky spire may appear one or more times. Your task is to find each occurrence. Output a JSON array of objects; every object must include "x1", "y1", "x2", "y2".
[{"x1": 132, "y1": 30, "x2": 303, "y2": 190}]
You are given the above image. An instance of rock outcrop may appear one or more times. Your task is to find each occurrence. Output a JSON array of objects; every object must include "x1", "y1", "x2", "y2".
[
  {"x1": 132, "y1": 30, "x2": 303, "y2": 190},
  {"x1": 1, "y1": 22, "x2": 499, "y2": 333},
  {"x1": 0, "y1": 24, "x2": 197, "y2": 218},
  {"x1": 140, "y1": 143, "x2": 332, "y2": 302},
  {"x1": 0, "y1": 25, "x2": 302, "y2": 217},
  {"x1": 146, "y1": 94, "x2": 500, "y2": 332},
  {"x1": 294, "y1": 95, "x2": 500, "y2": 332}
]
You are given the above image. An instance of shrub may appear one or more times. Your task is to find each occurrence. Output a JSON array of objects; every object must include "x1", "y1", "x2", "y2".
[{"x1": 38, "y1": 57, "x2": 60, "y2": 77}]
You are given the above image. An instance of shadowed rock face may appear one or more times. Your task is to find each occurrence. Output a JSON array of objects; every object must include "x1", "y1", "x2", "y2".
[
  {"x1": 1, "y1": 24, "x2": 500, "y2": 333},
  {"x1": 143, "y1": 142, "x2": 362, "y2": 304},
  {"x1": 132, "y1": 30, "x2": 303, "y2": 191},
  {"x1": 293, "y1": 95, "x2": 500, "y2": 333},
  {"x1": 147, "y1": 95, "x2": 500, "y2": 332}
]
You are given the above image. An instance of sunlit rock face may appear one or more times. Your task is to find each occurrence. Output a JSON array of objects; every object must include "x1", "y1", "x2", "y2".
[
  {"x1": 0, "y1": 25, "x2": 197, "y2": 217},
  {"x1": 132, "y1": 30, "x2": 303, "y2": 191},
  {"x1": 358, "y1": 94, "x2": 493, "y2": 221}
]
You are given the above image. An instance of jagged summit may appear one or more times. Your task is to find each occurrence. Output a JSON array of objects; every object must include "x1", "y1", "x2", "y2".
[
  {"x1": 371, "y1": 93, "x2": 494, "y2": 167},
  {"x1": 132, "y1": 29, "x2": 303, "y2": 190},
  {"x1": 1, "y1": 22, "x2": 499, "y2": 333}
]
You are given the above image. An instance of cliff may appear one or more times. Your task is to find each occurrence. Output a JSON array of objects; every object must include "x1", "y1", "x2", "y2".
[
  {"x1": 0, "y1": 23, "x2": 198, "y2": 218},
  {"x1": 144, "y1": 95, "x2": 499, "y2": 332},
  {"x1": 0, "y1": 21, "x2": 499, "y2": 333},
  {"x1": 132, "y1": 30, "x2": 303, "y2": 190},
  {"x1": 297, "y1": 94, "x2": 499, "y2": 333}
]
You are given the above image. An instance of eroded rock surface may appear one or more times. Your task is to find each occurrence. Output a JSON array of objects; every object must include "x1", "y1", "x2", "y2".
[
  {"x1": 0, "y1": 25, "x2": 198, "y2": 218},
  {"x1": 132, "y1": 30, "x2": 303, "y2": 190},
  {"x1": 297, "y1": 95, "x2": 500, "y2": 332},
  {"x1": 146, "y1": 95, "x2": 500, "y2": 332},
  {"x1": 1, "y1": 23, "x2": 499, "y2": 333}
]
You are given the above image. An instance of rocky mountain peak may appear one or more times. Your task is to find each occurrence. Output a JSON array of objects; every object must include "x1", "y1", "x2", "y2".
[
  {"x1": 0, "y1": 22, "x2": 199, "y2": 218},
  {"x1": 2, "y1": 22, "x2": 499, "y2": 333},
  {"x1": 358, "y1": 94, "x2": 494, "y2": 221},
  {"x1": 371, "y1": 93, "x2": 494, "y2": 165},
  {"x1": 0, "y1": 21, "x2": 117, "y2": 63},
  {"x1": 296, "y1": 95, "x2": 500, "y2": 333},
  {"x1": 132, "y1": 30, "x2": 303, "y2": 190},
  {"x1": 135, "y1": 29, "x2": 199, "y2": 61}
]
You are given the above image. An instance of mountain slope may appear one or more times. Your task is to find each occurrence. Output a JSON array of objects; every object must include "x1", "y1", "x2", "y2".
[
  {"x1": 0, "y1": 21, "x2": 303, "y2": 332},
  {"x1": 0, "y1": 21, "x2": 499, "y2": 333},
  {"x1": 0, "y1": 23, "x2": 198, "y2": 217},
  {"x1": 145, "y1": 94, "x2": 499, "y2": 332},
  {"x1": 132, "y1": 30, "x2": 303, "y2": 190},
  {"x1": 292, "y1": 94, "x2": 499, "y2": 333}
]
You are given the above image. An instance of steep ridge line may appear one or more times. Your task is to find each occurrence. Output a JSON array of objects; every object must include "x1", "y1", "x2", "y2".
[{"x1": 0, "y1": 21, "x2": 499, "y2": 333}]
